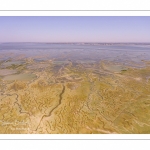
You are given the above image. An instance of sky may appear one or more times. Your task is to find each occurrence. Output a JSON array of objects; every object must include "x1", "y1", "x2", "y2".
[{"x1": 0, "y1": 16, "x2": 150, "y2": 43}]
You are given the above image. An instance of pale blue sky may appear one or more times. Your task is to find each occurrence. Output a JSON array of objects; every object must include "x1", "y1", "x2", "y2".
[{"x1": 0, "y1": 16, "x2": 150, "y2": 42}]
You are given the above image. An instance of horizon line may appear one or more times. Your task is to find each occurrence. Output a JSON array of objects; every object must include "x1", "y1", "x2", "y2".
[{"x1": 1, "y1": 42, "x2": 150, "y2": 44}]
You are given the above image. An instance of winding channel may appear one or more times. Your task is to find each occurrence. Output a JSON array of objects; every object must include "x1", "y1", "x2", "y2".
[{"x1": 35, "y1": 84, "x2": 65, "y2": 131}]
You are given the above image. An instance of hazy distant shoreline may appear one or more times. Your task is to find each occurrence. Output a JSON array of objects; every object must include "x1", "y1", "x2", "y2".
[{"x1": 1, "y1": 42, "x2": 150, "y2": 45}]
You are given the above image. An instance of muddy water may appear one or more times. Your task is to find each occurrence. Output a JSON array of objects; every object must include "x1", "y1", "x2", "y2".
[
  {"x1": 0, "y1": 69, "x2": 17, "y2": 76},
  {"x1": 102, "y1": 64, "x2": 127, "y2": 73},
  {"x1": 3, "y1": 73, "x2": 36, "y2": 81},
  {"x1": 2, "y1": 61, "x2": 24, "y2": 67}
]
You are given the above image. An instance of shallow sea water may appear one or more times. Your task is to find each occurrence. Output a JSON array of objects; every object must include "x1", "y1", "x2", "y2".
[{"x1": 0, "y1": 43, "x2": 150, "y2": 68}]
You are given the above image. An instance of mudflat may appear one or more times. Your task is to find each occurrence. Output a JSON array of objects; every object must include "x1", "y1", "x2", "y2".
[{"x1": 0, "y1": 43, "x2": 150, "y2": 134}]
